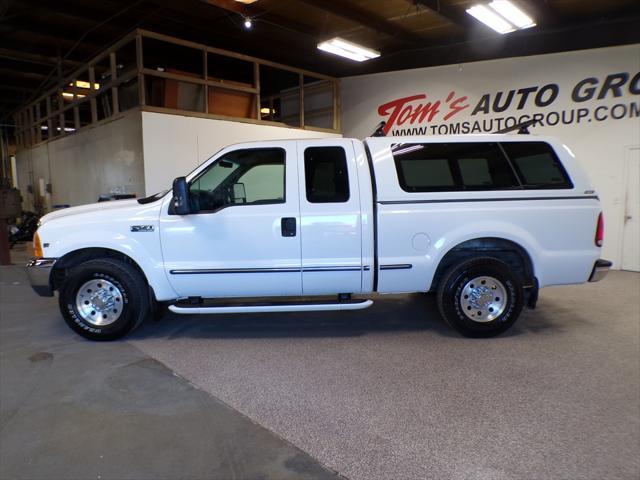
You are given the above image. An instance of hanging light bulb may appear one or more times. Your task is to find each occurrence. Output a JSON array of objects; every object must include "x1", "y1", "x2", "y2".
[{"x1": 244, "y1": 17, "x2": 252, "y2": 29}]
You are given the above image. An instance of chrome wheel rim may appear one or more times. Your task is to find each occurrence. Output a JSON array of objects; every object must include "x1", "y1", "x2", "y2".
[
  {"x1": 460, "y1": 276, "x2": 507, "y2": 323},
  {"x1": 75, "y1": 279, "x2": 123, "y2": 326}
]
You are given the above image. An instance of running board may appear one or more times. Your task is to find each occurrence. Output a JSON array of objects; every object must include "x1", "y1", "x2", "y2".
[{"x1": 168, "y1": 299, "x2": 373, "y2": 315}]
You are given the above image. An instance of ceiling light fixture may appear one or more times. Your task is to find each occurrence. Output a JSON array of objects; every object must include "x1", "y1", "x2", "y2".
[
  {"x1": 466, "y1": 4, "x2": 515, "y2": 34},
  {"x1": 234, "y1": 0, "x2": 258, "y2": 4},
  {"x1": 62, "y1": 92, "x2": 86, "y2": 99},
  {"x1": 68, "y1": 80, "x2": 99, "y2": 90},
  {"x1": 466, "y1": 1, "x2": 535, "y2": 34},
  {"x1": 317, "y1": 37, "x2": 380, "y2": 62},
  {"x1": 488, "y1": 1, "x2": 536, "y2": 29},
  {"x1": 243, "y1": 17, "x2": 252, "y2": 29}
]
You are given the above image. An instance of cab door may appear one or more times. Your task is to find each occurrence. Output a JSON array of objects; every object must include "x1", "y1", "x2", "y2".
[
  {"x1": 297, "y1": 139, "x2": 364, "y2": 294},
  {"x1": 159, "y1": 143, "x2": 302, "y2": 298}
]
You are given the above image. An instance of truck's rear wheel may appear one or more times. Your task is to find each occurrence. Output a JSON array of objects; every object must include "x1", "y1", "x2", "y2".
[
  {"x1": 58, "y1": 258, "x2": 149, "y2": 341},
  {"x1": 437, "y1": 257, "x2": 523, "y2": 338}
]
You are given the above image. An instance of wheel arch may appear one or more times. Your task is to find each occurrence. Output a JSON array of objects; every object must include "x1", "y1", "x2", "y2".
[
  {"x1": 52, "y1": 247, "x2": 156, "y2": 301},
  {"x1": 430, "y1": 237, "x2": 536, "y2": 293}
]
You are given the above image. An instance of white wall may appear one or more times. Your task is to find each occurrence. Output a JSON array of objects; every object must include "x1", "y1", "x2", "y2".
[
  {"x1": 341, "y1": 44, "x2": 640, "y2": 267},
  {"x1": 15, "y1": 111, "x2": 144, "y2": 211},
  {"x1": 141, "y1": 112, "x2": 341, "y2": 195}
]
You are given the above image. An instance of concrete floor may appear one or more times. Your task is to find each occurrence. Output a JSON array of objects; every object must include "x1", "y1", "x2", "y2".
[
  {"x1": 2, "y1": 245, "x2": 639, "y2": 480},
  {"x1": 0, "y1": 247, "x2": 339, "y2": 480}
]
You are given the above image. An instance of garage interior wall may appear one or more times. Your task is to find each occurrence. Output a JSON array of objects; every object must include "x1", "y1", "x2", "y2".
[
  {"x1": 14, "y1": 110, "x2": 145, "y2": 210},
  {"x1": 140, "y1": 111, "x2": 341, "y2": 195},
  {"x1": 341, "y1": 44, "x2": 640, "y2": 269},
  {"x1": 13, "y1": 110, "x2": 341, "y2": 210}
]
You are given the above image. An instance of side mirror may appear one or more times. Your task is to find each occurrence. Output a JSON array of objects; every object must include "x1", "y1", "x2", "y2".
[{"x1": 172, "y1": 176, "x2": 191, "y2": 215}]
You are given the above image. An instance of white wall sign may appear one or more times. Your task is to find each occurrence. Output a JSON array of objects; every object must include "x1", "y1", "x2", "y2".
[
  {"x1": 341, "y1": 44, "x2": 640, "y2": 268},
  {"x1": 374, "y1": 70, "x2": 638, "y2": 136}
]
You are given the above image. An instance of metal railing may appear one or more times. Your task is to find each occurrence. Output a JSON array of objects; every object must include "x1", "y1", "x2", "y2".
[{"x1": 14, "y1": 29, "x2": 341, "y2": 150}]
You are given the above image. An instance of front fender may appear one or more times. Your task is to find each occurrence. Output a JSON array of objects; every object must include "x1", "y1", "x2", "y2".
[{"x1": 36, "y1": 205, "x2": 177, "y2": 301}]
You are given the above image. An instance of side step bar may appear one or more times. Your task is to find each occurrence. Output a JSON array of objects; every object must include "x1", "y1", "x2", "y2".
[{"x1": 168, "y1": 299, "x2": 373, "y2": 315}]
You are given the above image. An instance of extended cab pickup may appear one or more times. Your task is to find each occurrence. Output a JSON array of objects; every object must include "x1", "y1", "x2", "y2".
[{"x1": 27, "y1": 135, "x2": 611, "y2": 340}]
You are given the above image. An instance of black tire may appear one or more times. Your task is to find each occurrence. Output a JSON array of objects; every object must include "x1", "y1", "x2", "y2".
[
  {"x1": 437, "y1": 257, "x2": 523, "y2": 338},
  {"x1": 58, "y1": 258, "x2": 150, "y2": 341}
]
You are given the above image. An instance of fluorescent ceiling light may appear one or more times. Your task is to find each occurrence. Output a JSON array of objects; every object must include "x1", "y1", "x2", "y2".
[
  {"x1": 41, "y1": 126, "x2": 75, "y2": 132},
  {"x1": 489, "y1": 1, "x2": 536, "y2": 29},
  {"x1": 62, "y1": 92, "x2": 86, "y2": 99},
  {"x1": 466, "y1": 4, "x2": 515, "y2": 34},
  {"x1": 68, "y1": 80, "x2": 99, "y2": 90},
  {"x1": 317, "y1": 37, "x2": 380, "y2": 62}
]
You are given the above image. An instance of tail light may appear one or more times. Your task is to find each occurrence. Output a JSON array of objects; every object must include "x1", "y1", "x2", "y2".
[{"x1": 595, "y1": 212, "x2": 604, "y2": 247}]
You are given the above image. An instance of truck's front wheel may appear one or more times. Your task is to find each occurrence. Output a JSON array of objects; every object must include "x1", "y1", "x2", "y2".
[
  {"x1": 437, "y1": 257, "x2": 524, "y2": 338},
  {"x1": 58, "y1": 258, "x2": 149, "y2": 341}
]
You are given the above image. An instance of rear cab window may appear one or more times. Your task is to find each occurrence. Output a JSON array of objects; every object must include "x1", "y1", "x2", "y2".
[
  {"x1": 501, "y1": 142, "x2": 573, "y2": 189},
  {"x1": 304, "y1": 146, "x2": 350, "y2": 203},
  {"x1": 391, "y1": 141, "x2": 572, "y2": 192}
]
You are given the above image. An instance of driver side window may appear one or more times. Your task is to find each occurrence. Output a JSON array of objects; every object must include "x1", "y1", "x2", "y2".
[{"x1": 189, "y1": 148, "x2": 285, "y2": 213}]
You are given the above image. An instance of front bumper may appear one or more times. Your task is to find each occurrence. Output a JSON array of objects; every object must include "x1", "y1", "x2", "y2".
[
  {"x1": 26, "y1": 257, "x2": 57, "y2": 297},
  {"x1": 588, "y1": 259, "x2": 612, "y2": 282}
]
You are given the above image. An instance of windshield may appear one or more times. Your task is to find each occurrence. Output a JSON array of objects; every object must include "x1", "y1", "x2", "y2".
[{"x1": 137, "y1": 190, "x2": 169, "y2": 205}]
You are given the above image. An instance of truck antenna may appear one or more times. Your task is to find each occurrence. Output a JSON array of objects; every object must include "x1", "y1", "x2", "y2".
[
  {"x1": 494, "y1": 118, "x2": 538, "y2": 135},
  {"x1": 371, "y1": 121, "x2": 387, "y2": 137}
]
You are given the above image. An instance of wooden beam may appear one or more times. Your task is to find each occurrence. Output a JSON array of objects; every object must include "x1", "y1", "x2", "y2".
[
  {"x1": 412, "y1": 0, "x2": 475, "y2": 30},
  {"x1": 298, "y1": 0, "x2": 424, "y2": 44},
  {"x1": 201, "y1": 0, "x2": 246, "y2": 15},
  {"x1": 0, "y1": 68, "x2": 48, "y2": 81},
  {"x1": 0, "y1": 84, "x2": 36, "y2": 94},
  {"x1": 0, "y1": 47, "x2": 82, "y2": 67},
  {"x1": 0, "y1": 29, "x2": 102, "y2": 56},
  {"x1": 199, "y1": 0, "x2": 323, "y2": 38}
]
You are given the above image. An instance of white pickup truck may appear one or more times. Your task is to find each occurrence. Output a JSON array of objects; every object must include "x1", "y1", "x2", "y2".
[{"x1": 27, "y1": 134, "x2": 610, "y2": 340}]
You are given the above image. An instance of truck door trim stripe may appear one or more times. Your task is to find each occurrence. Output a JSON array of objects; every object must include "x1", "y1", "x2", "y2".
[
  {"x1": 170, "y1": 266, "x2": 370, "y2": 274},
  {"x1": 380, "y1": 264, "x2": 413, "y2": 270},
  {"x1": 303, "y1": 266, "x2": 370, "y2": 272},
  {"x1": 378, "y1": 195, "x2": 598, "y2": 205}
]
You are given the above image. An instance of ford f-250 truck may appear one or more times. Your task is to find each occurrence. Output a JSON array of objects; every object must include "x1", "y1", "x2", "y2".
[{"x1": 27, "y1": 135, "x2": 611, "y2": 340}]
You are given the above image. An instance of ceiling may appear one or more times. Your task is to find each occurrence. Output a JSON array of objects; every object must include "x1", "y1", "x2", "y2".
[{"x1": 1, "y1": 0, "x2": 639, "y2": 121}]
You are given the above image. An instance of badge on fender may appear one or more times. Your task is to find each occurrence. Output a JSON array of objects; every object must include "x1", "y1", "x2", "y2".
[{"x1": 130, "y1": 225, "x2": 154, "y2": 232}]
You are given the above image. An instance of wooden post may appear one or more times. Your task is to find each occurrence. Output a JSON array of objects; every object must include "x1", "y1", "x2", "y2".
[
  {"x1": 333, "y1": 80, "x2": 341, "y2": 132},
  {"x1": 0, "y1": 218, "x2": 10, "y2": 265},
  {"x1": 27, "y1": 106, "x2": 34, "y2": 145},
  {"x1": 71, "y1": 79, "x2": 80, "y2": 130},
  {"x1": 203, "y1": 50, "x2": 208, "y2": 114},
  {"x1": 88, "y1": 68, "x2": 98, "y2": 123},
  {"x1": 299, "y1": 73, "x2": 304, "y2": 128},
  {"x1": 254, "y1": 62, "x2": 260, "y2": 120},
  {"x1": 136, "y1": 33, "x2": 146, "y2": 106},
  {"x1": 46, "y1": 96, "x2": 53, "y2": 137},
  {"x1": 110, "y1": 52, "x2": 119, "y2": 115},
  {"x1": 35, "y1": 103, "x2": 42, "y2": 143}
]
